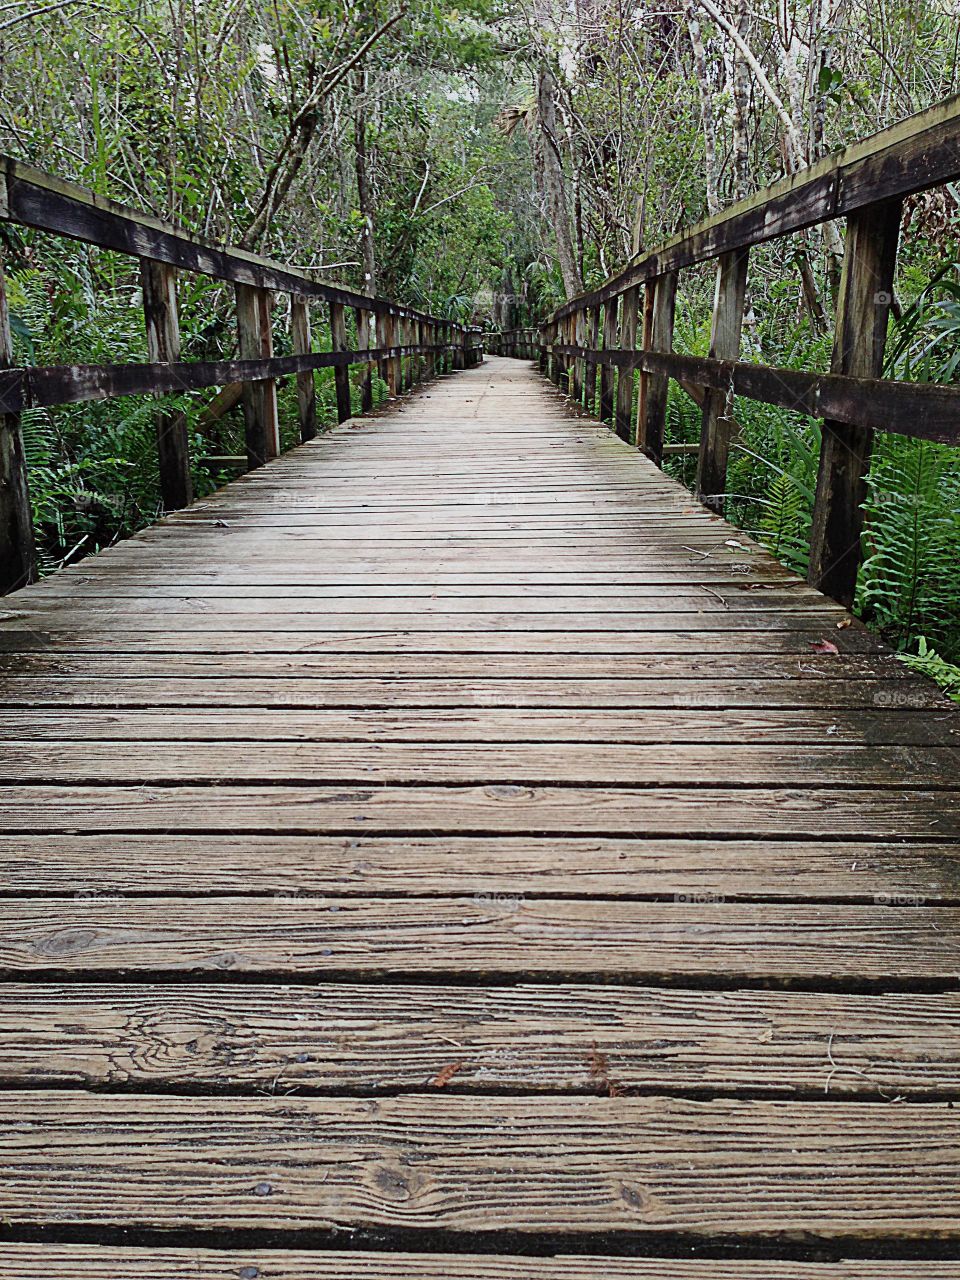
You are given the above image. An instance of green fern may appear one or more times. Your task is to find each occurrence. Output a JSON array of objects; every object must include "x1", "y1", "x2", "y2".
[
  {"x1": 859, "y1": 437, "x2": 960, "y2": 655},
  {"x1": 898, "y1": 637, "x2": 960, "y2": 702},
  {"x1": 757, "y1": 469, "x2": 809, "y2": 574}
]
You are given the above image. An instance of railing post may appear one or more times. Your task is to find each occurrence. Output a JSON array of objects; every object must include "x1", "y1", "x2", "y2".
[
  {"x1": 583, "y1": 305, "x2": 600, "y2": 413},
  {"x1": 571, "y1": 309, "x2": 585, "y2": 403},
  {"x1": 538, "y1": 325, "x2": 548, "y2": 375},
  {"x1": 562, "y1": 314, "x2": 574, "y2": 394},
  {"x1": 614, "y1": 285, "x2": 640, "y2": 442},
  {"x1": 329, "y1": 301, "x2": 352, "y2": 423},
  {"x1": 355, "y1": 306, "x2": 374, "y2": 414},
  {"x1": 808, "y1": 198, "x2": 903, "y2": 606},
  {"x1": 637, "y1": 271, "x2": 677, "y2": 465},
  {"x1": 376, "y1": 310, "x2": 393, "y2": 393},
  {"x1": 427, "y1": 320, "x2": 435, "y2": 379},
  {"x1": 0, "y1": 261, "x2": 36, "y2": 593},
  {"x1": 696, "y1": 248, "x2": 750, "y2": 507},
  {"x1": 600, "y1": 295, "x2": 619, "y2": 424},
  {"x1": 290, "y1": 294, "x2": 317, "y2": 442},
  {"x1": 141, "y1": 258, "x2": 192, "y2": 510},
  {"x1": 235, "y1": 283, "x2": 279, "y2": 469}
]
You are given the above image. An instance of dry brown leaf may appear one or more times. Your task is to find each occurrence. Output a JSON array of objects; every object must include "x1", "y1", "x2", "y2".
[{"x1": 431, "y1": 1061, "x2": 464, "y2": 1088}]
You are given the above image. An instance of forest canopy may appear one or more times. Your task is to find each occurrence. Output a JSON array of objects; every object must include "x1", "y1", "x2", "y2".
[{"x1": 1, "y1": 0, "x2": 959, "y2": 675}]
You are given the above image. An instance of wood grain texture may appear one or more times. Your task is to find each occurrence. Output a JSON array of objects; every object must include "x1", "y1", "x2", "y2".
[
  {"x1": 4, "y1": 982, "x2": 960, "y2": 1096},
  {"x1": 2, "y1": 1248, "x2": 959, "y2": 1280},
  {"x1": 2, "y1": 898, "x2": 959, "y2": 981},
  {"x1": 2, "y1": 1092, "x2": 960, "y2": 1238},
  {"x1": 1, "y1": 356, "x2": 958, "y2": 1268},
  {"x1": 3, "y1": 834, "x2": 958, "y2": 900}
]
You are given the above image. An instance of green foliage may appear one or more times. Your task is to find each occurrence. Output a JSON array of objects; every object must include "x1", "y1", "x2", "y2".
[
  {"x1": 898, "y1": 637, "x2": 960, "y2": 702},
  {"x1": 859, "y1": 437, "x2": 960, "y2": 658}
]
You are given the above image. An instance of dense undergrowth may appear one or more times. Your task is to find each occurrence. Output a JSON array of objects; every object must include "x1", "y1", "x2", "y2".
[{"x1": 661, "y1": 264, "x2": 960, "y2": 688}]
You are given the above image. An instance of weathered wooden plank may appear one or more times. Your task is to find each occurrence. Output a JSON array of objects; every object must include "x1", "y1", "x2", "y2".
[
  {"x1": 0, "y1": 652, "x2": 909, "y2": 679},
  {"x1": 2, "y1": 897, "x2": 960, "y2": 983},
  {"x1": 637, "y1": 273, "x2": 677, "y2": 465},
  {"x1": 599, "y1": 295, "x2": 619, "y2": 423},
  {"x1": 0, "y1": 706, "x2": 948, "y2": 744},
  {"x1": 614, "y1": 284, "x2": 639, "y2": 441},
  {"x1": 808, "y1": 199, "x2": 902, "y2": 605},
  {"x1": 3, "y1": 833, "x2": 957, "y2": 900},
  {"x1": 289, "y1": 296, "x2": 317, "y2": 442},
  {"x1": 697, "y1": 248, "x2": 749, "y2": 505},
  {"x1": 141, "y1": 259, "x2": 192, "y2": 510},
  {"x1": 329, "y1": 300, "x2": 352, "y2": 423},
  {"x1": 0, "y1": 628, "x2": 887, "y2": 655},
  {"x1": 0, "y1": 676, "x2": 942, "y2": 708},
  {"x1": 0, "y1": 261, "x2": 35, "y2": 594},
  {"x1": 3, "y1": 1092, "x2": 960, "y2": 1237},
  {"x1": 547, "y1": 345, "x2": 960, "y2": 446},
  {"x1": 5, "y1": 983, "x2": 960, "y2": 1095},
  {"x1": 1, "y1": 740, "x2": 954, "y2": 787},
  {"x1": 0, "y1": 1245, "x2": 956, "y2": 1280}
]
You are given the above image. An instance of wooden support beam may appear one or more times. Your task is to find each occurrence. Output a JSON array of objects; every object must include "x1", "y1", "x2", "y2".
[
  {"x1": 571, "y1": 310, "x2": 585, "y2": 403},
  {"x1": 0, "y1": 262, "x2": 35, "y2": 594},
  {"x1": 234, "y1": 284, "x2": 279, "y2": 469},
  {"x1": 614, "y1": 285, "x2": 640, "y2": 442},
  {"x1": 141, "y1": 260, "x2": 191, "y2": 511},
  {"x1": 696, "y1": 248, "x2": 750, "y2": 508},
  {"x1": 255, "y1": 289, "x2": 280, "y2": 460},
  {"x1": 637, "y1": 272, "x2": 678, "y2": 465},
  {"x1": 290, "y1": 295, "x2": 317, "y2": 443},
  {"x1": 808, "y1": 198, "x2": 902, "y2": 607},
  {"x1": 583, "y1": 306, "x2": 600, "y2": 414},
  {"x1": 329, "y1": 301, "x2": 352, "y2": 423},
  {"x1": 599, "y1": 296, "x2": 619, "y2": 424},
  {"x1": 355, "y1": 307, "x2": 374, "y2": 413}
]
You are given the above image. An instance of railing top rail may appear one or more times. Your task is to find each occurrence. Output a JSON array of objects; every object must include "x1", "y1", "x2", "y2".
[
  {"x1": 0, "y1": 156, "x2": 447, "y2": 326},
  {"x1": 549, "y1": 93, "x2": 960, "y2": 322}
]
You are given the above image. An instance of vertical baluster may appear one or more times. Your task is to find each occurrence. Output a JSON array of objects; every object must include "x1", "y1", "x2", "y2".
[
  {"x1": 141, "y1": 259, "x2": 192, "y2": 509},
  {"x1": 329, "y1": 301, "x2": 352, "y2": 423},
  {"x1": 808, "y1": 198, "x2": 902, "y2": 606},
  {"x1": 235, "y1": 283, "x2": 278, "y2": 469},
  {"x1": 355, "y1": 306, "x2": 374, "y2": 414},
  {"x1": 614, "y1": 285, "x2": 640, "y2": 443},
  {"x1": 583, "y1": 306, "x2": 600, "y2": 413},
  {"x1": 599, "y1": 295, "x2": 619, "y2": 425},
  {"x1": 0, "y1": 261, "x2": 36, "y2": 593},
  {"x1": 696, "y1": 249, "x2": 750, "y2": 509},
  {"x1": 290, "y1": 294, "x2": 317, "y2": 442},
  {"x1": 637, "y1": 271, "x2": 677, "y2": 466},
  {"x1": 571, "y1": 309, "x2": 585, "y2": 403}
]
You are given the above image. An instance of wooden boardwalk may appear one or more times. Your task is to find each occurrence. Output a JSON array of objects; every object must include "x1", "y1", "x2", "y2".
[{"x1": 1, "y1": 354, "x2": 960, "y2": 1276}]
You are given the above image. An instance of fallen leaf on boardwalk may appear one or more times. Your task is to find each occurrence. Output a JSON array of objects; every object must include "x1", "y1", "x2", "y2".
[
  {"x1": 836, "y1": 618, "x2": 852, "y2": 629},
  {"x1": 809, "y1": 638, "x2": 840, "y2": 654},
  {"x1": 431, "y1": 1061, "x2": 464, "y2": 1088},
  {"x1": 587, "y1": 1042, "x2": 609, "y2": 1080}
]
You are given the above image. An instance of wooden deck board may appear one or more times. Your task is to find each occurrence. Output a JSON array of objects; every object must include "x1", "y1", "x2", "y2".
[
  {"x1": 1, "y1": 1247, "x2": 958, "y2": 1279},
  {"x1": 1, "y1": 357, "x2": 959, "y2": 1270},
  {"x1": 3, "y1": 1093, "x2": 960, "y2": 1239}
]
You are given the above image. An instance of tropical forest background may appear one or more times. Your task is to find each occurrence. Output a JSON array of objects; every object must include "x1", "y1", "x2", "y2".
[{"x1": 1, "y1": 0, "x2": 959, "y2": 688}]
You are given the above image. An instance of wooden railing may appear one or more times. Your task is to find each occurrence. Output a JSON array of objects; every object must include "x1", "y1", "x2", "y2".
[
  {"x1": 0, "y1": 158, "x2": 483, "y2": 593},
  {"x1": 539, "y1": 96, "x2": 960, "y2": 607},
  {"x1": 487, "y1": 327, "x2": 539, "y2": 360}
]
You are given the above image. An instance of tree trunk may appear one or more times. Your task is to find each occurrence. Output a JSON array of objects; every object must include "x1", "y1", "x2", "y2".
[
  {"x1": 686, "y1": 5, "x2": 721, "y2": 215},
  {"x1": 354, "y1": 69, "x2": 377, "y2": 297},
  {"x1": 537, "y1": 66, "x2": 583, "y2": 300}
]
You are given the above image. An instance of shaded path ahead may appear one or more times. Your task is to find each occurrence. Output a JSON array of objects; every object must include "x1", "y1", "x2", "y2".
[{"x1": 0, "y1": 355, "x2": 959, "y2": 1275}]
